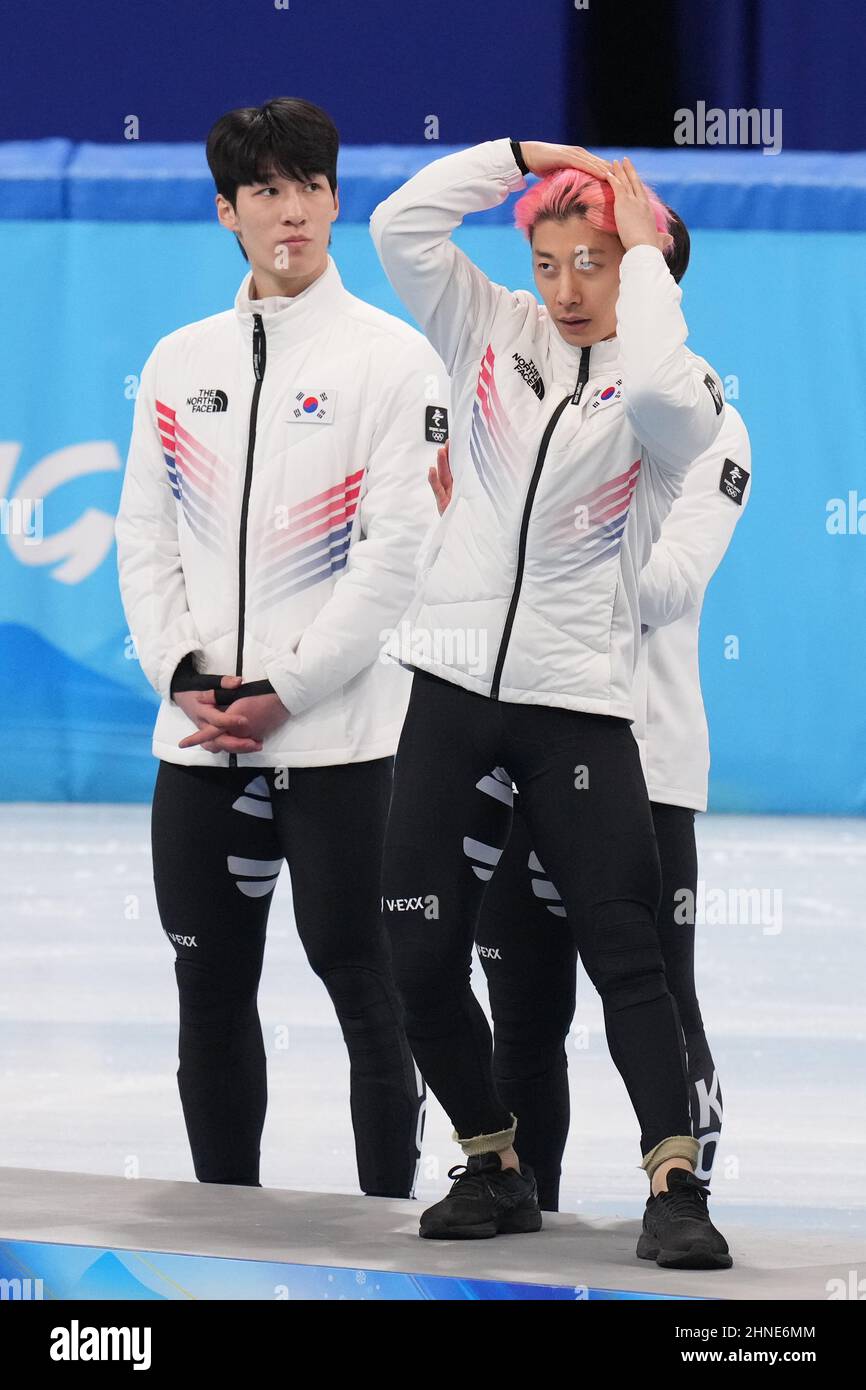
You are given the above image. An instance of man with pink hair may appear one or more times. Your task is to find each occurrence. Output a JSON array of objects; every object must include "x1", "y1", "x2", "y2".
[
  {"x1": 370, "y1": 141, "x2": 731, "y2": 1268},
  {"x1": 425, "y1": 201, "x2": 748, "y2": 1236}
]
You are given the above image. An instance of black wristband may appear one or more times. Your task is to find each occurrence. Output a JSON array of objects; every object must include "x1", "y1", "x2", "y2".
[
  {"x1": 510, "y1": 139, "x2": 529, "y2": 176},
  {"x1": 170, "y1": 653, "x2": 276, "y2": 705},
  {"x1": 170, "y1": 652, "x2": 222, "y2": 696},
  {"x1": 171, "y1": 651, "x2": 243, "y2": 699},
  {"x1": 213, "y1": 679, "x2": 276, "y2": 707}
]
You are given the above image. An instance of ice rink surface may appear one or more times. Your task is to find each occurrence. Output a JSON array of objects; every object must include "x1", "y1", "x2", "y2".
[{"x1": 1, "y1": 805, "x2": 863, "y2": 1249}]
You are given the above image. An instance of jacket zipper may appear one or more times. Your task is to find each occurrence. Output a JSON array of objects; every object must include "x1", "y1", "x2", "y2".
[
  {"x1": 489, "y1": 345, "x2": 591, "y2": 700},
  {"x1": 229, "y1": 312, "x2": 267, "y2": 768}
]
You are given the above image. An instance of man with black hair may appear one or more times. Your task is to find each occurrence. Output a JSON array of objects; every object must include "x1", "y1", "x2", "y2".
[{"x1": 115, "y1": 98, "x2": 446, "y2": 1197}]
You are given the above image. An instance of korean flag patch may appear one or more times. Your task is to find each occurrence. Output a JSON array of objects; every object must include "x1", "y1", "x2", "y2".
[
  {"x1": 719, "y1": 457, "x2": 750, "y2": 505},
  {"x1": 425, "y1": 405, "x2": 449, "y2": 443},
  {"x1": 290, "y1": 389, "x2": 336, "y2": 424},
  {"x1": 588, "y1": 379, "x2": 623, "y2": 412}
]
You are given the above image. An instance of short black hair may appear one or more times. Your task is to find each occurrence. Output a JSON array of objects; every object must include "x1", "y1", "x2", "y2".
[
  {"x1": 206, "y1": 97, "x2": 339, "y2": 263},
  {"x1": 663, "y1": 204, "x2": 690, "y2": 284}
]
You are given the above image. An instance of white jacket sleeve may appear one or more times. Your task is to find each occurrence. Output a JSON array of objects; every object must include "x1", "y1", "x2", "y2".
[
  {"x1": 369, "y1": 139, "x2": 528, "y2": 377},
  {"x1": 639, "y1": 408, "x2": 751, "y2": 629},
  {"x1": 115, "y1": 342, "x2": 206, "y2": 701},
  {"x1": 618, "y1": 244, "x2": 725, "y2": 480},
  {"x1": 263, "y1": 345, "x2": 443, "y2": 715}
]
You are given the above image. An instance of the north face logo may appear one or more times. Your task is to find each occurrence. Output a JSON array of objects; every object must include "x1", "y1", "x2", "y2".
[
  {"x1": 511, "y1": 352, "x2": 545, "y2": 400},
  {"x1": 187, "y1": 388, "x2": 228, "y2": 413}
]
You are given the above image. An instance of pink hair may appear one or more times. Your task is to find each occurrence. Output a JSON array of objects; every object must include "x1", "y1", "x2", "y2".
[{"x1": 514, "y1": 167, "x2": 669, "y2": 242}]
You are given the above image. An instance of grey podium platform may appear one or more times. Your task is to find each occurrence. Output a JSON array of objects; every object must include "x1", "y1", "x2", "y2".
[{"x1": 1, "y1": 1166, "x2": 860, "y2": 1301}]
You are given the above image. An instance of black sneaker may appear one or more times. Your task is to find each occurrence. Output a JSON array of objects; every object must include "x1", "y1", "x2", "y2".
[
  {"x1": 637, "y1": 1167, "x2": 733, "y2": 1269},
  {"x1": 419, "y1": 1152, "x2": 542, "y2": 1239}
]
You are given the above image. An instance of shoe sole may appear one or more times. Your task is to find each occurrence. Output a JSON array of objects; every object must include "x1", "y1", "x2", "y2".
[
  {"x1": 637, "y1": 1233, "x2": 733, "y2": 1269},
  {"x1": 420, "y1": 1210, "x2": 543, "y2": 1240}
]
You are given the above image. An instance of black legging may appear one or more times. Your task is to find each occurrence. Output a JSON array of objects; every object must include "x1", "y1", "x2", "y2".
[
  {"x1": 151, "y1": 756, "x2": 423, "y2": 1196},
  {"x1": 382, "y1": 668, "x2": 692, "y2": 1161},
  {"x1": 475, "y1": 793, "x2": 722, "y2": 1209}
]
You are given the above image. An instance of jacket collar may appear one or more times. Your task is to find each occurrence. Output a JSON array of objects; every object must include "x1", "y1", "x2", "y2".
[
  {"x1": 234, "y1": 255, "x2": 346, "y2": 348},
  {"x1": 545, "y1": 316, "x2": 621, "y2": 388}
]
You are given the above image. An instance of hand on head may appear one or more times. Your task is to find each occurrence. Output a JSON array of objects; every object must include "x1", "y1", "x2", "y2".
[
  {"x1": 517, "y1": 144, "x2": 672, "y2": 255},
  {"x1": 604, "y1": 157, "x2": 674, "y2": 254}
]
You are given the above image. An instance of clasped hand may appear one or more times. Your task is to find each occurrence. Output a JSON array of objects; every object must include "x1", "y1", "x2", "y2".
[{"x1": 175, "y1": 677, "x2": 290, "y2": 754}]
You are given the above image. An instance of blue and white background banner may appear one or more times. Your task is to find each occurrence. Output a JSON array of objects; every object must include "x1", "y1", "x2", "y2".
[{"x1": 2, "y1": 147, "x2": 864, "y2": 811}]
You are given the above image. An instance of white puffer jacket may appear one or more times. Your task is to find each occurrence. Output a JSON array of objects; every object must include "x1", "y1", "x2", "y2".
[
  {"x1": 370, "y1": 139, "x2": 725, "y2": 719},
  {"x1": 115, "y1": 257, "x2": 444, "y2": 767}
]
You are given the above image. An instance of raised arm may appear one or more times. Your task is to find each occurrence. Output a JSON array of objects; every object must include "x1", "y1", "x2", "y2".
[
  {"x1": 609, "y1": 157, "x2": 726, "y2": 481},
  {"x1": 369, "y1": 139, "x2": 529, "y2": 376},
  {"x1": 370, "y1": 139, "x2": 609, "y2": 377}
]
